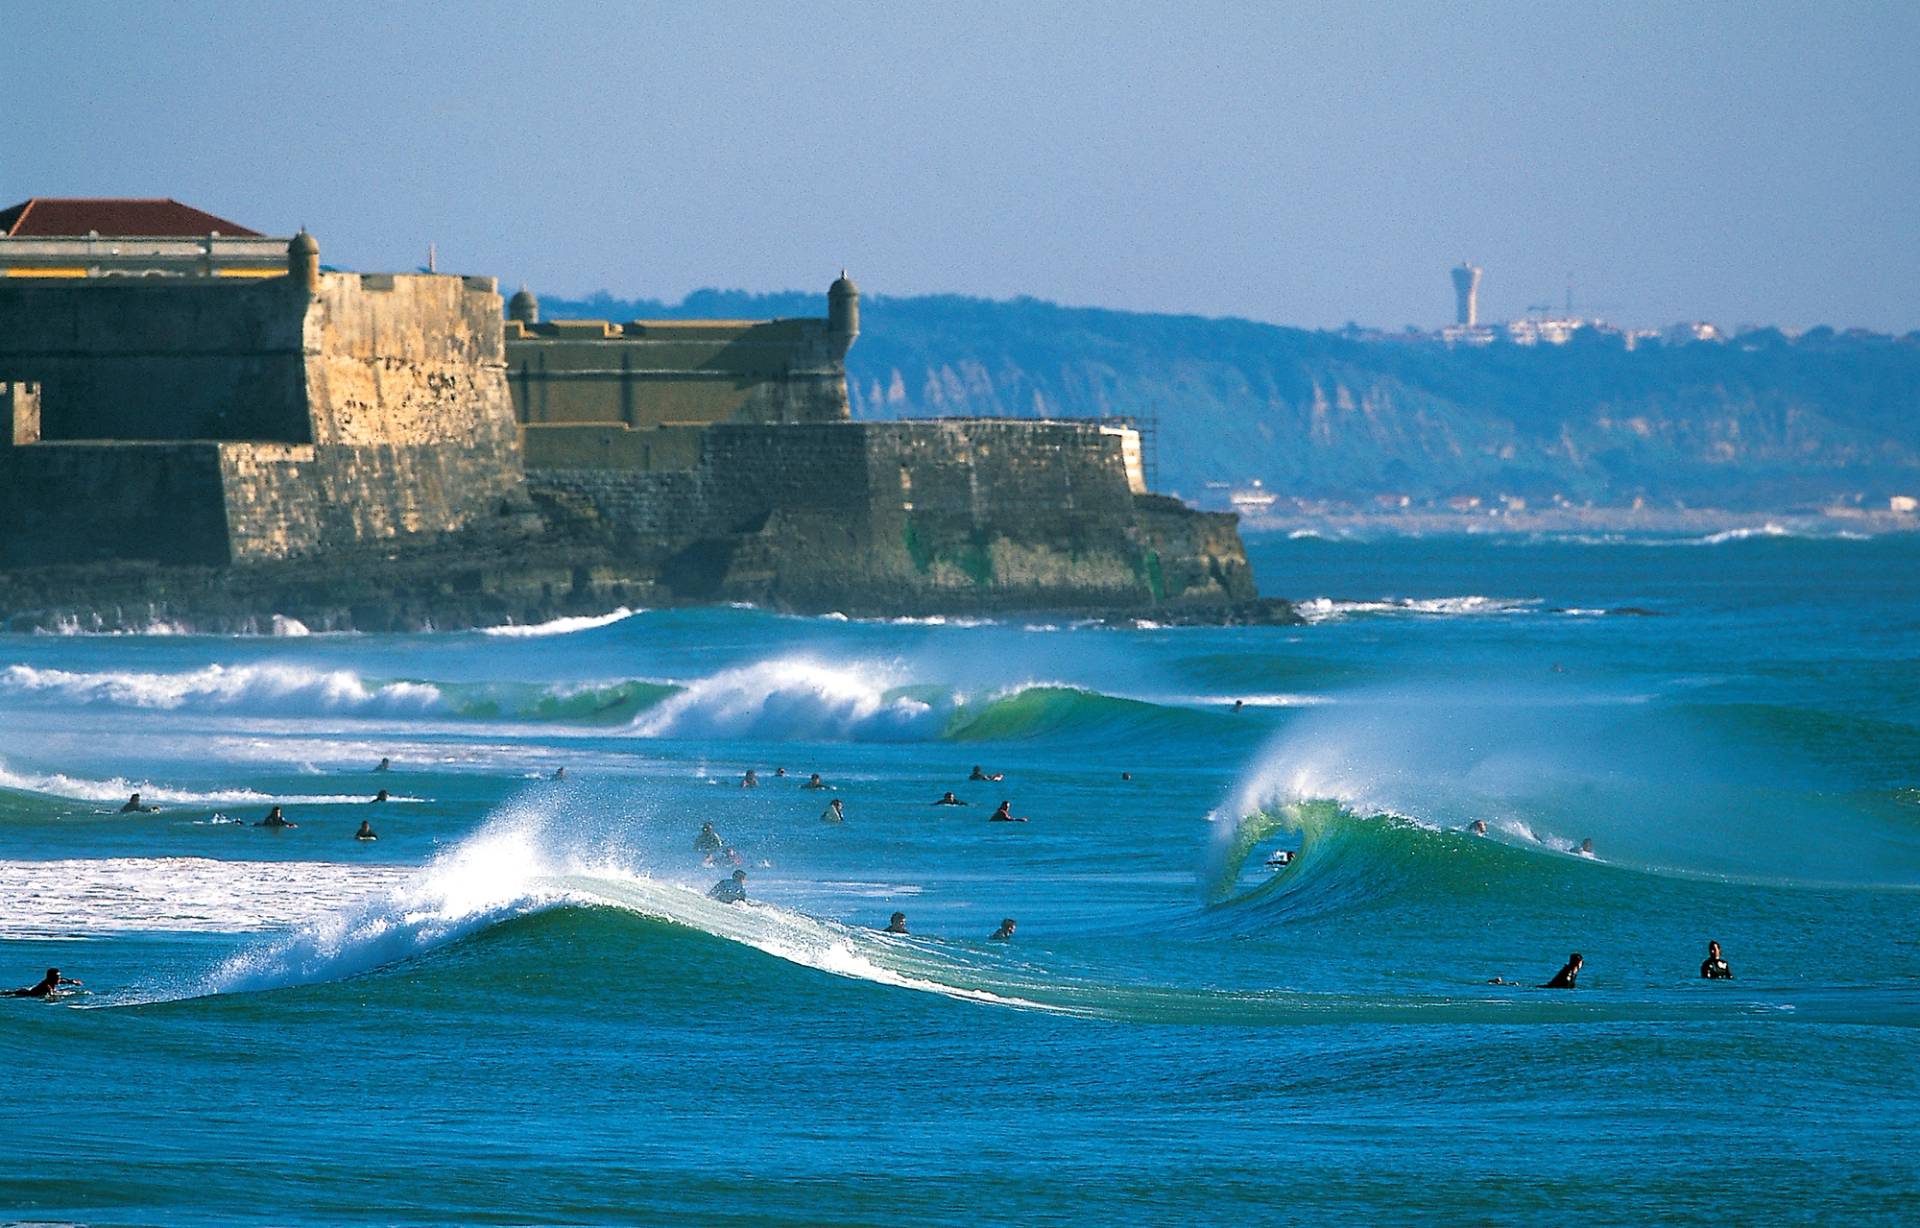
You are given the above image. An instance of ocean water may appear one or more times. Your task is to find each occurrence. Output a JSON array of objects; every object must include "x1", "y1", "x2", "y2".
[{"x1": 2, "y1": 530, "x2": 1917, "y2": 1225}]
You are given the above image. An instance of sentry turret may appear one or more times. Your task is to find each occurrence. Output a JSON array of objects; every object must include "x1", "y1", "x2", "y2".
[{"x1": 828, "y1": 270, "x2": 860, "y2": 359}]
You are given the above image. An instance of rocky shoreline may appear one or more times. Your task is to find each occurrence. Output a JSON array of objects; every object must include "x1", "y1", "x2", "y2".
[{"x1": 0, "y1": 511, "x2": 1300, "y2": 635}]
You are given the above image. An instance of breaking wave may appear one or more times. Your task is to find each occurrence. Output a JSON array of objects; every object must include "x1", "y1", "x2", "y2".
[
  {"x1": 621, "y1": 657, "x2": 1255, "y2": 742},
  {"x1": 100, "y1": 788, "x2": 1905, "y2": 1028},
  {"x1": 477, "y1": 608, "x2": 641, "y2": 638},
  {"x1": 627, "y1": 658, "x2": 940, "y2": 741},
  {"x1": 0, "y1": 663, "x2": 674, "y2": 725},
  {"x1": 0, "y1": 663, "x2": 445, "y2": 716},
  {"x1": 0, "y1": 656, "x2": 1306, "y2": 741}
]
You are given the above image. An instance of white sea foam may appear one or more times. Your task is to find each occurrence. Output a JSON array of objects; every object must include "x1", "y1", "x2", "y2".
[
  {"x1": 477, "y1": 607, "x2": 639, "y2": 638},
  {"x1": 1693, "y1": 523, "x2": 1792, "y2": 546},
  {"x1": 0, "y1": 757, "x2": 419, "y2": 807},
  {"x1": 34, "y1": 613, "x2": 194, "y2": 637},
  {"x1": 0, "y1": 857, "x2": 412, "y2": 939},
  {"x1": 1296, "y1": 595, "x2": 1540, "y2": 623},
  {"x1": 0, "y1": 662, "x2": 445, "y2": 716}
]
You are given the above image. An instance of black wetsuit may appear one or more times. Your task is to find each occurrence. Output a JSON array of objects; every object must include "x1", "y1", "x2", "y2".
[
  {"x1": 1541, "y1": 962, "x2": 1580, "y2": 989},
  {"x1": 694, "y1": 831, "x2": 724, "y2": 854},
  {"x1": 709, "y1": 878, "x2": 747, "y2": 904},
  {"x1": 1700, "y1": 958, "x2": 1732, "y2": 980}
]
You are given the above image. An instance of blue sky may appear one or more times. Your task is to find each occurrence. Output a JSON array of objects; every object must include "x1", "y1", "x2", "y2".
[{"x1": 4, "y1": 1, "x2": 1915, "y2": 330}]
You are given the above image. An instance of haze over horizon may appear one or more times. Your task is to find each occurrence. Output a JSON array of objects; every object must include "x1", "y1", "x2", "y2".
[{"x1": 5, "y1": 1, "x2": 1916, "y2": 332}]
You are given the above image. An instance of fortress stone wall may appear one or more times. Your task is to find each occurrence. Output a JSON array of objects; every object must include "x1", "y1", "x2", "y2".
[
  {"x1": 507, "y1": 274, "x2": 1252, "y2": 613},
  {"x1": 534, "y1": 420, "x2": 1253, "y2": 613},
  {"x1": 0, "y1": 232, "x2": 1264, "y2": 620},
  {"x1": 0, "y1": 242, "x2": 525, "y2": 566}
]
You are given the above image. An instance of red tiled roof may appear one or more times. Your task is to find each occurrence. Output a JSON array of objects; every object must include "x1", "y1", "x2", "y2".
[{"x1": 0, "y1": 198, "x2": 264, "y2": 238}]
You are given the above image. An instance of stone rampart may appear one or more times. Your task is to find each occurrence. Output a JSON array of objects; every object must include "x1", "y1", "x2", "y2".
[
  {"x1": 505, "y1": 281, "x2": 857, "y2": 436},
  {"x1": 526, "y1": 418, "x2": 1254, "y2": 613},
  {"x1": 0, "y1": 265, "x2": 526, "y2": 565},
  {"x1": 0, "y1": 442, "x2": 235, "y2": 565},
  {"x1": 0, "y1": 277, "x2": 311, "y2": 441},
  {"x1": 307, "y1": 273, "x2": 515, "y2": 448}
]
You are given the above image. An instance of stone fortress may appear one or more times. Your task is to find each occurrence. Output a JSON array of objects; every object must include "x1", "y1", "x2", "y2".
[{"x1": 0, "y1": 198, "x2": 1263, "y2": 623}]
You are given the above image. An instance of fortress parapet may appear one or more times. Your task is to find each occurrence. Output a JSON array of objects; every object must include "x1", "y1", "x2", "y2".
[{"x1": 504, "y1": 277, "x2": 857, "y2": 467}]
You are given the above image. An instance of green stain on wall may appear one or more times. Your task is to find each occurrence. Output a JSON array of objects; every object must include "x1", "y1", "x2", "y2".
[{"x1": 903, "y1": 518, "x2": 933, "y2": 573}]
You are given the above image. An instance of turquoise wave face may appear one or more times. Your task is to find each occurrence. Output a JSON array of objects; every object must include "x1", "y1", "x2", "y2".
[{"x1": 2, "y1": 534, "x2": 1918, "y2": 1224}]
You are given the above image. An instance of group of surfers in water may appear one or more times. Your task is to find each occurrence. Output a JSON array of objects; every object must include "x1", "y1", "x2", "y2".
[
  {"x1": 78, "y1": 752, "x2": 1662, "y2": 994},
  {"x1": 107, "y1": 757, "x2": 570, "y2": 844},
  {"x1": 11, "y1": 940, "x2": 1734, "y2": 1006},
  {"x1": 703, "y1": 763, "x2": 1040, "y2": 940}
]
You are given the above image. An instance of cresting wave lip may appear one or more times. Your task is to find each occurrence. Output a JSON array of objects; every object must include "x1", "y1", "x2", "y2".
[
  {"x1": 618, "y1": 657, "x2": 1271, "y2": 743},
  {"x1": 109, "y1": 815, "x2": 1066, "y2": 1014},
  {"x1": 476, "y1": 608, "x2": 641, "y2": 638}
]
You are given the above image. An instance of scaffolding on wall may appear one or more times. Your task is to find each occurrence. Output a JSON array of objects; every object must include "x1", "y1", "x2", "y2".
[{"x1": 1098, "y1": 409, "x2": 1159, "y2": 491}]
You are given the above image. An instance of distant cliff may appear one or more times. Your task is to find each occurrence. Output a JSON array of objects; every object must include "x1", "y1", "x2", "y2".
[{"x1": 549, "y1": 290, "x2": 1920, "y2": 509}]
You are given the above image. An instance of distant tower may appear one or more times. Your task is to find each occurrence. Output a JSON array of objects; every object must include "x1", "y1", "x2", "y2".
[
  {"x1": 1450, "y1": 262, "x2": 1481, "y2": 327},
  {"x1": 508, "y1": 285, "x2": 539, "y2": 325},
  {"x1": 828, "y1": 270, "x2": 860, "y2": 359},
  {"x1": 288, "y1": 229, "x2": 320, "y2": 292}
]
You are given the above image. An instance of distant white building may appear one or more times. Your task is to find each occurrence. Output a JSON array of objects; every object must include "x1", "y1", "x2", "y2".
[{"x1": 1662, "y1": 321, "x2": 1725, "y2": 346}]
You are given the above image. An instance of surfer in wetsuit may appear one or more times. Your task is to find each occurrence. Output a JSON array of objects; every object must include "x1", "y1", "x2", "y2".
[
  {"x1": 1231, "y1": 699, "x2": 1245, "y2": 713},
  {"x1": 354, "y1": 820, "x2": 378, "y2": 841},
  {"x1": 822, "y1": 799, "x2": 845, "y2": 823},
  {"x1": 774, "y1": 767, "x2": 787, "y2": 778},
  {"x1": 372, "y1": 789, "x2": 389, "y2": 803},
  {"x1": 6, "y1": 968, "x2": 80, "y2": 999},
  {"x1": 884, "y1": 912, "x2": 909, "y2": 934},
  {"x1": 988, "y1": 801, "x2": 1026, "y2": 823},
  {"x1": 1540, "y1": 952, "x2": 1583, "y2": 989},
  {"x1": 933, "y1": 791, "x2": 968, "y2": 806},
  {"x1": 119, "y1": 793, "x2": 157, "y2": 814},
  {"x1": 741, "y1": 769, "x2": 759, "y2": 789},
  {"x1": 801, "y1": 773, "x2": 828, "y2": 791},
  {"x1": 551, "y1": 767, "x2": 566, "y2": 781},
  {"x1": 968, "y1": 765, "x2": 1004, "y2": 782},
  {"x1": 1577, "y1": 838, "x2": 1594, "y2": 856},
  {"x1": 694, "y1": 822, "x2": 724, "y2": 855},
  {"x1": 1700, "y1": 941, "x2": 1733, "y2": 980},
  {"x1": 1471, "y1": 819, "x2": 1488, "y2": 836},
  {"x1": 989, "y1": 918, "x2": 1017, "y2": 941},
  {"x1": 257, "y1": 806, "x2": 296, "y2": 829},
  {"x1": 374, "y1": 757, "x2": 391, "y2": 773},
  {"x1": 709, "y1": 869, "x2": 748, "y2": 904}
]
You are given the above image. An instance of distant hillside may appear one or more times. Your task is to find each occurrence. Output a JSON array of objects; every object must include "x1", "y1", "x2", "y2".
[{"x1": 544, "y1": 290, "x2": 1920, "y2": 510}]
